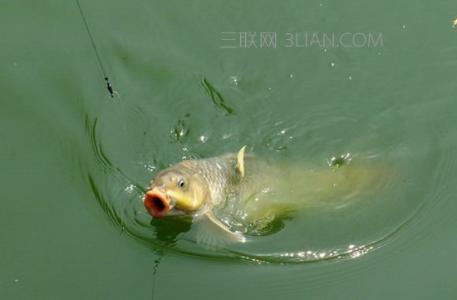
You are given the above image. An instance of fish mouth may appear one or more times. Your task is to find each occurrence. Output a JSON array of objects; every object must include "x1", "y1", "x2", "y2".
[{"x1": 143, "y1": 190, "x2": 171, "y2": 218}]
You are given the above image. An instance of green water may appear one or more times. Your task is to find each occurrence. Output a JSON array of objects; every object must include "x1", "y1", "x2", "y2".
[{"x1": 2, "y1": 0, "x2": 457, "y2": 299}]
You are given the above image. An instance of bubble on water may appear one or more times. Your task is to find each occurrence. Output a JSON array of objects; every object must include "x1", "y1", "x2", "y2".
[
  {"x1": 230, "y1": 76, "x2": 240, "y2": 86},
  {"x1": 144, "y1": 164, "x2": 156, "y2": 172},
  {"x1": 170, "y1": 119, "x2": 189, "y2": 142},
  {"x1": 348, "y1": 76, "x2": 352, "y2": 80},
  {"x1": 402, "y1": 24, "x2": 406, "y2": 30},
  {"x1": 199, "y1": 135, "x2": 208, "y2": 144},
  {"x1": 124, "y1": 184, "x2": 135, "y2": 193},
  {"x1": 330, "y1": 62, "x2": 336, "y2": 67},
  {"x1": 289, "y1": 73, "x2": 294, "y2": 79},
  {"x1": 328, "y1": 153, "x2": 352, "y2": 167},
  {"x1": 175, "y1": 129, "x2": 185, "y2": 137}
]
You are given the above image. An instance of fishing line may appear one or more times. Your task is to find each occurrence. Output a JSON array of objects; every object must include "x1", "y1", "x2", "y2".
[
  {"x1": 75, "y1": 0, "x2": 115, "y2": 97},
  {"x1": 151, "y1": 252, "x2": 163, "y2": 300}
]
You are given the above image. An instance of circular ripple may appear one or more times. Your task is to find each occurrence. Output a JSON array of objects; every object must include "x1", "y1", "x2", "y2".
[{"x1": 80, "y1": 81, "x2": 440, "y2": 263}]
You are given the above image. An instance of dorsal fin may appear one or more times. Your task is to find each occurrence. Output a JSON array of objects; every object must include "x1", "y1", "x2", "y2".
[{"x1": 236, "y1": 145, "x2": 247, "y2": 178}]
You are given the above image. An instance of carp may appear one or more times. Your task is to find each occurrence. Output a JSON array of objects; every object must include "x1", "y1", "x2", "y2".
[{"x1": 144, "y1": 146, "x2": 385, "y2": 244}]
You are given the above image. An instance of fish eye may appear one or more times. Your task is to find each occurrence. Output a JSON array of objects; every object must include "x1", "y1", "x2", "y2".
[{"x1": 177, "y1": 177, "x2": 185, "y2": 188}]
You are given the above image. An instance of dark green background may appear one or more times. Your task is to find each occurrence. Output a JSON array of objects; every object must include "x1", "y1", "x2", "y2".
[{"x1": 1, "y1": 0, "x2": 457, "y2": 299}]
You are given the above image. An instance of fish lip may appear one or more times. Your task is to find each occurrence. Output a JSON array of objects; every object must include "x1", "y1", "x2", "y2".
[{"x1": 143, "y1": 189, "x2": 172, "y2": 218}]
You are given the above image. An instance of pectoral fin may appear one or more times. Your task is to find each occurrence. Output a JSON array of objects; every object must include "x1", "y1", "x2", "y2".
[
  {"x1": 236, "y1": 145, "x2": 247, "y2": 178},
  {"x1": 194, "y1": 211, "x2": 246, "y2": 249}
]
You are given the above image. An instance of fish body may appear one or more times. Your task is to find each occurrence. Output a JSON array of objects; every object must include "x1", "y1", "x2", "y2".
[{"x1": 144, "y1": 147, "x2": 385, "y2": 243}]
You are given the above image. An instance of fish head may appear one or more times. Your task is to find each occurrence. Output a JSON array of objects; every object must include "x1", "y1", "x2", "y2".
[{"x1": 144, "y1": 161, "x2": 210, "y2": 218}]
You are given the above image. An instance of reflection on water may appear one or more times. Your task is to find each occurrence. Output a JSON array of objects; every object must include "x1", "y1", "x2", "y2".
[
  {"x1": 201, "y1": 77, "x2": 235, "y2": 115},
  {"x1": 150, "y1": 217, "x2": 192, "y2": 247}
]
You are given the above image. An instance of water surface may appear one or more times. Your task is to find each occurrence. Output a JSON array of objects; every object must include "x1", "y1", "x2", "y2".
[{"x1": 1, "y1": 0, "x2": 457, "y2": 299}]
